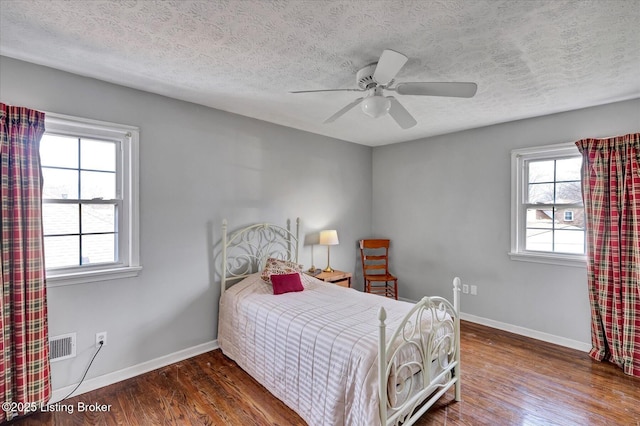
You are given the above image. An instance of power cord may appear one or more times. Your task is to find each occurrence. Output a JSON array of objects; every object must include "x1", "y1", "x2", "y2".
[{"x1": 56, "y1": 340, "x2": 104, "y2": 403}]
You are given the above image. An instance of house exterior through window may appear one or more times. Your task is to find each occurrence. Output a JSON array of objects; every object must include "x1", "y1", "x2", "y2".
[
  {"x1": 42, "y1": 113, "x2": 141, "y2": 286},
  {"x1": 510, "y1": 142, "x2": 586, "y2": 267}
]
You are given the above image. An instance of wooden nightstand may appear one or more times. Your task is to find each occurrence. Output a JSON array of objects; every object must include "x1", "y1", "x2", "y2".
[{"x1": 311, "y1": 270, "x2": 352, "y2": 288}]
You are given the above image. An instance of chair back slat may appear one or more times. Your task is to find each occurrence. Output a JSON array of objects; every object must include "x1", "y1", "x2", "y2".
[
  {"x1": 360, "y1": 239, "x2": 390, "y2": 249},
  {"x1": 364, "y1": 255, "x2": 386, "y2": 260}
]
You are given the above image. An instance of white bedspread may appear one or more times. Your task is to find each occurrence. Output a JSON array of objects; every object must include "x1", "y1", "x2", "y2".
[{"x1": 218, "y1": 273, "x2": 424, "y2": 426}]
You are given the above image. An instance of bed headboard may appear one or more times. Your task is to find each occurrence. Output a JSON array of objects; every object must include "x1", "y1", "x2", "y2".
[{"x1": 221, "y1": 218, "x2": 300, "y2": 297}]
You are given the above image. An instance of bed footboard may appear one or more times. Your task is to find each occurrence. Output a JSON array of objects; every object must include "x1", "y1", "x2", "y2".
[{"x1": 378, "y1": 277, "x2": 461, "y2": 426}]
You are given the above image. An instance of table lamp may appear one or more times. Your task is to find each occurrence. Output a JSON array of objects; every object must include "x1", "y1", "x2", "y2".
[{"x1": 319, "y1": 229, "x2": 339, "y2": 272}]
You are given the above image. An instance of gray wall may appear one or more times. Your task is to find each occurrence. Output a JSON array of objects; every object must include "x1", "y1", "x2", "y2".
[
  {"x1": 372, "y1": 98, "x2": 640, "y2": 345},
  {"x1": 0, "y1": 56, "x2": 373, "y2": 389}
]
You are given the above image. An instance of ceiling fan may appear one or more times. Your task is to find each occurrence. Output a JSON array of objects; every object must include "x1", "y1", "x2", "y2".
[{"x1": 291, "y1": 49, "x2": 477, "y2": 129}]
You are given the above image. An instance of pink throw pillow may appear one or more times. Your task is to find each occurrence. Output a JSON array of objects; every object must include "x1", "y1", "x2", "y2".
[{"x1": 271, "y1": 273, "x2": 304, "y2": 295}]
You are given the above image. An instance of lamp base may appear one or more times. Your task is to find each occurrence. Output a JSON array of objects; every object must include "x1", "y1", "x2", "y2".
[{"x1": 323, "y1": 266, "x2": 334, "y2": 273}]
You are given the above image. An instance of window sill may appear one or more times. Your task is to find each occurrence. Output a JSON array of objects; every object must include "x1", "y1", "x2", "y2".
[
  {"x1": 508, "y1": 251, "x2": 586, "y2": 268},
  {"x1": 46, "y1": 266, "x2": 143, "y2": 287}
]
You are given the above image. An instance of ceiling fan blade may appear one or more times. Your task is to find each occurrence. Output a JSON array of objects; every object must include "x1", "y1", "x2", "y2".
[
  {"x1": 324, "y1": 97, "x2": 364, "y2": 124},
  {"x1": 387, "y1": 96, "x2": 417, "y2": 129},
  {"x1": 394, "y1": 82, "x2": 477, "y2": 98},
  {"x1": 373, "y1": 49, "x2": 408, "y2": 85},
  {"x1": 290, "y1": 88, "x2": 364, "y2": 94}
]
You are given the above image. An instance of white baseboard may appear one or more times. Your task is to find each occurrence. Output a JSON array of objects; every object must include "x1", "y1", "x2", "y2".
[
  {"x1": 49, "y1": 340, "x2": 219, "y2": 404},
  {"x1": 460, "y1": 312, "x2": 592, "y2": 352}
]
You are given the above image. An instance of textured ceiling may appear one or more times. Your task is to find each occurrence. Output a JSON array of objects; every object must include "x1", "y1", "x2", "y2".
[{"x1": 1, "y1": 0, "x2": 639, "y2": 146}]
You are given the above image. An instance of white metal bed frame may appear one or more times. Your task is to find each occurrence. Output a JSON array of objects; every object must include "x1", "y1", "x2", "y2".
[{"x1": 220, "y1": 219, "x2": 461, "y2": 426}]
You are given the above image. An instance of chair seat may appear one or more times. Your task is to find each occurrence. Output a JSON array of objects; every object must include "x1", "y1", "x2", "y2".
[{"x1": 364, "y1": 274, "x2": 397, "y2": 282}]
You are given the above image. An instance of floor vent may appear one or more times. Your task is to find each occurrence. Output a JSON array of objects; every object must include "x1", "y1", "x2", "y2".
[{"x1": 49, "y1": 333, "x2": 76, "y2": 362}]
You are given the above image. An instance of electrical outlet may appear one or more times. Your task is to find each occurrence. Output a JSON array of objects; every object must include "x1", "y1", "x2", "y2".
[
  {"x1": 470, "y1": 285, "x2": 478, "y2": 296},
  {"x1": 95, "y1": 332, "x2": 107, "y2": 348},
  {"x1": 462, "y1": 284, "x2": 469, "y2": 294}
]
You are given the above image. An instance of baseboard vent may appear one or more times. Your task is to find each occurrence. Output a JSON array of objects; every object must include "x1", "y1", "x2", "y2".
[{"x1": 49, "y1": 333, "x2": 76, "y2": 362}]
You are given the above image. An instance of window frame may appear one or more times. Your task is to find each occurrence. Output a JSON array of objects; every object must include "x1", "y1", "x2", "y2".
[
  {"x1": 43, "y1": 113, "x2": 141, "y2": 286},
  {"x1": 509, "y1": 142, "x2": 586, "y2": 267}
]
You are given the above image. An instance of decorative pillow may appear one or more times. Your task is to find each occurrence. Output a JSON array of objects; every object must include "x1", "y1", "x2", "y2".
[
  {"x1": 261, "y1": 257, "x2": 303, "y2": 284},
  {"x1": 271, "y1": 273, "x2": 304, "y2": 295}
]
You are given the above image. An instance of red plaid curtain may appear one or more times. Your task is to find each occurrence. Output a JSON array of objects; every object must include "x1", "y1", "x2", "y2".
[
  {"x1": 0, "y1": 103, "x2": 51, "y2": 421},
  {"x1": 576, "y1": 133, "x2": 640, "y2": 377}
]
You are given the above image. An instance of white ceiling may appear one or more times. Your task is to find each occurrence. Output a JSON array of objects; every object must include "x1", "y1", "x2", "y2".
[{"x1": 1, "y1": 0, "x2": 639, "y2": 146}]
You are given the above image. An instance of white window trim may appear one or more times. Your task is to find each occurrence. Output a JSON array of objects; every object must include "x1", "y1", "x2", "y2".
[
  {"x1": 43, "y1": 112, "x2": 141, "y2": 287},
  {"x1": 509, "y1": 142, "x2": 586, "y2": 268}
]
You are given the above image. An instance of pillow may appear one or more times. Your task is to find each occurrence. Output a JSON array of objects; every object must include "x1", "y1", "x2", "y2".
[
  {"x1": 261, "y1": 257, "x2": 303, "y2": 284},
  {"x1": 271, "y1": 273, "x2": 304, "y2": 295}
]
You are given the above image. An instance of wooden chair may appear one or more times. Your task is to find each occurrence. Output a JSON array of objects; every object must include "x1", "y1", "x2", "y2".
[{"x1": 359, "y1": 239, "x2": 398, "y2": 299}]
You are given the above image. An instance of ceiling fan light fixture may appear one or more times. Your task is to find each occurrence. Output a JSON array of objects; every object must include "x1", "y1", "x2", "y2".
[
  {"x1": 293, "y1": 49, "x2": 477, "y2": 127},
  {"x1": 361, "y1": 96, "x2": 391, "y2": 118}
]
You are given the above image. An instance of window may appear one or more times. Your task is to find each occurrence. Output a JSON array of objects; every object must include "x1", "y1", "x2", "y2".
[
  {"x1": 42, "y1": 113, "x2": 141, "y2": 286},
  {"x1": 510, "y1": 142, "x2": 586, "y2": 267}
]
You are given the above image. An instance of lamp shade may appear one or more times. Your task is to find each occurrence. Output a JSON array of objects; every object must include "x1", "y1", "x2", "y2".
[
  {"x1": 361, "y1": 96, "x2": 391, "y2": 118},
  {"x1": 319, "y1": 229, "x2": 339, "y2": 246}
]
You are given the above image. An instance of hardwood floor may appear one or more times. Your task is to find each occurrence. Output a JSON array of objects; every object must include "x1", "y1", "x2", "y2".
[{"x1": 12, "y1": 321, "x2": 640, "y2": 425}]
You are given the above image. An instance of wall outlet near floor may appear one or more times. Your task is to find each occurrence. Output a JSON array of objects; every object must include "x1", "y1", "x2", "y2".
[
  {"x1": 96, "y1": 331, "x2": 107, "y2": 348},
  {"x1": 462, "y1": 284, "x2": 469, "y2": 294},
  {"x1": 470, "y1": 285, "x2": 478, "y2": 296}
]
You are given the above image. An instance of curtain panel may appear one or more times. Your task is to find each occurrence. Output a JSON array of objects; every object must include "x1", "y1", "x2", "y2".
[
  {"x1": 0, "y1": 103, "x2": 51, "y2": 421},
  {"x1": 576, "y1": 132, "x2": 640, "y2": 377}
]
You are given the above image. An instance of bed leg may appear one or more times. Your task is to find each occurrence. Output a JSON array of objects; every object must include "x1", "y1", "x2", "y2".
[
  {"x1": 453, "y1": 277, "x2": 462, "y2": 402},
  {"x1": 455, "y1": 369, "x2": 462, "y2": 402}
]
